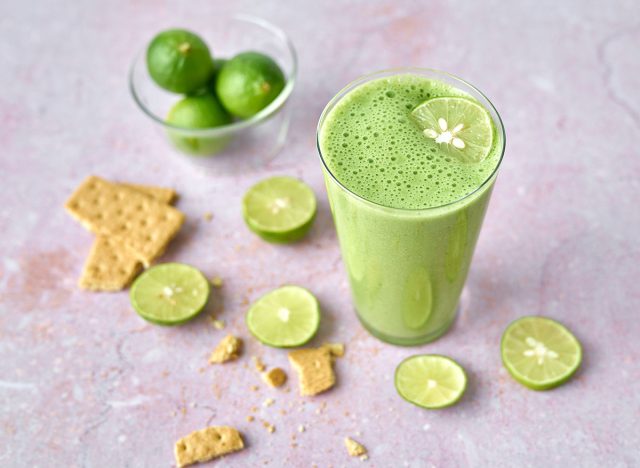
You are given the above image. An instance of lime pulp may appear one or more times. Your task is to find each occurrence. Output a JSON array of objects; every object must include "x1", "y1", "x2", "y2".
[
  {"x1": 246, "y1": 285, "x2": 320, "y2": 348},
  {"x1": 410, "y1": 96, "x2": 494, "y2": 163},
  {"x1": 130, "y1": 263, "x2": 210, "y2": 326},
  {"x1": 501, "y1": 316, "x2": 582, "y2": 390},
  {"x1": 395, "y1": 354, "x2": 467, "y2": 409},
  {"x1": 242, "y1": 176, "x2": 317, "y2": 243}
]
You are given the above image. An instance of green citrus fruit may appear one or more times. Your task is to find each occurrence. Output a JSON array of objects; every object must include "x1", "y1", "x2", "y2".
[
  {"x1": 130, "y1": 263, "x2": 210, "y2": 326},
  {"x1": 166, "y1": 93, "x2": 232, "y2": 156},
  {"x1": 146, "y1": 29, "x2": 214, "y2": 94},
  {"x1": 215, "y1": 51, "x2": 285, "y2": 118}
]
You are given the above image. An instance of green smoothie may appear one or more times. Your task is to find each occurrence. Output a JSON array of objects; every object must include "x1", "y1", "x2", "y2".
[{"x1": 317, "y1": 70, "x2": 504, "y2": 345}]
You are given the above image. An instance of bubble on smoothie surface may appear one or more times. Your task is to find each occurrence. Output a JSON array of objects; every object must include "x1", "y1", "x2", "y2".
[{"x1": 319, "y1": 74, "x2": 501, "y2": 209}]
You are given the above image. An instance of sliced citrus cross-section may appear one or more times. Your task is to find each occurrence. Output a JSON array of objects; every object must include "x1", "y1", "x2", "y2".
[
  {"x1": 411, "y1": 96, "x2": 495, "y2": 163},
  {"x1": 395, "y1": 354, "x2": 467, "y2": 409},
  {"x1": 242, "y1": 176, "x2": 317, "y2": 243},
  {"x1": 130, "y1": 263, "x2": 210, "y2": 326},
  {"x1": 501, "y1": 316, "x2": 582, "y2": 390},
  {"x1": 246, "y1": 285, "x2": 320, "y2": 348}
]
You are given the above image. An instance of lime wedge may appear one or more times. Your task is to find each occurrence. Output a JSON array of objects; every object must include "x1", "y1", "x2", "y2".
[
  {"x1": 411, "y1": 97, "x2": 494, "y2": 163},
  {"x1": 246, "y1": 285, "x2": 320, "y2": 347},
  {"x1": 242, "y1": 176, "x2": 317, "y2": 243},
  {"x1": 395, "y1": 354, "x2": 467, "y2": 409},
  {"x1": 501, "y1": 316, "x2": 582, "y2": 390},
  {"x1": 130, "y1": 263, "x2": 210, "y2": 326}
]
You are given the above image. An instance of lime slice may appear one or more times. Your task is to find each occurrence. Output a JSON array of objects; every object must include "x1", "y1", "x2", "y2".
[
  {"x1": 395, "y1": 354, "x2": 467, "y2": 409},
  {"x1": 246, "y1": 285, "x2": 320, "y2": 347},
  {"x1": 130, "y1": 263, "x2": 210, "y2": 326},
  {"x1": 501, "y1": 316, "x2": 582, "y2": 390},
  {"x1": 410, "y1": 97, "x2": 494, "y2": 163},
  {"x1": 242, "y1": 176, "x2": 317, "y2": 243}
]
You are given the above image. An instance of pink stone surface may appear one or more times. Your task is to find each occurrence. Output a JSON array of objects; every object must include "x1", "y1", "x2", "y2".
[{"x1": 1, "y1": 1, "x2": 639, "y2": 466}]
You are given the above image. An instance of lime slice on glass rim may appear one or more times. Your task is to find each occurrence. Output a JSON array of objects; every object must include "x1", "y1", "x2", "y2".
[
  {"x1": 130, "y1": 263, "x2": 210, "y2": 326},
  {"x1": 395, "y1": 354, "x2": 467, "y2": 409},
  {"x1": 501, "y1": 316, "x2": 582, "y2": 390},
  {"x1": 246, "y1": 285, "x2": 320, "y2": 347},
  {"x1": 411, "y1": 96, "x2": 495, "y2": 163},
  {"x1": 242, "y1": 176, "x2": 317, "y2": 243}
]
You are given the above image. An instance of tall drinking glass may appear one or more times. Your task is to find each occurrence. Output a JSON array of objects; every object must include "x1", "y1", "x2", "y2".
[{"x1": 317, "y1": 69, "x2": 505, "y2": 345}]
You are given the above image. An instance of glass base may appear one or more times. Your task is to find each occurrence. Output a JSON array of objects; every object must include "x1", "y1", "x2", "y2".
[{"x1": 355, "y1": 308, "x2": 458, "y2": 346}]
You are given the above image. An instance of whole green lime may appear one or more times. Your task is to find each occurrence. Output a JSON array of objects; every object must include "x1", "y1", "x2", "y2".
[
  {"x1": 166, "y1": 93, "x2": 232, "y2": 156},
  {"x1": 215, "y1": 51, "x2": 286, "y2": 118},
  {"x1": 146, "y1": 29, "x2": 214, "y2": 94}
]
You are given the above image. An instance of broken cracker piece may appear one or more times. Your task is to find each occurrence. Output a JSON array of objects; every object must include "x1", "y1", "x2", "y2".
[
  {"x1": 252, "y1": 356, "x2": 266, "y2": 372},
  {"x1": 203, "y1": 211, "x2": 214, "y2": 222},
  {"x1": 210, "y1": 276, "x2": 223, "y2": 288},
  {"x1": 79, "y1": 236, "x2": 141, "y2": 291},
  {"x1": 288, "y1": 347, "x2": 336, "y2": 396},
  {"x1": 78, "y1": 182, "x2": 177, "y2": 291},
  {"x1": 344, "y1": 437, "x2": 367, "y2": 457},
  {"x1": 262, "y1": 368, "x2": 287, "y2": 388},
  {"x1": 174, "y1": 426, "x2": 244, "y2": 468},
  {"x1": 209, "y1": 335, "x2": 243, "y2": 364},
  {"x1": 65, "y1": 176, "x2": 184, "y2": 266},
  {"x1": 323, "y1": 342, "x2": 345, "y2": 358}
]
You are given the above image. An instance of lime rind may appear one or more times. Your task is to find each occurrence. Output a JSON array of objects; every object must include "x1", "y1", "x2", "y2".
[
  {"x1": 130, "y1": 263, "x2": 210, "y2": 326},
  {"x1": 394, "y1": 354, "x2": 467, "y2": 409},
  {"x1": 501, "y1": 316, "x2": 582, "y2": 391},
  {"x1": 410, "y1": 96, "x2": 495, "y2": 163},
  {"x1": 242, "y1": 176, "x2": 317, "y2": 243},
  {"x1": 246, "y1": 285, "x2": 320, "y2": 348}
]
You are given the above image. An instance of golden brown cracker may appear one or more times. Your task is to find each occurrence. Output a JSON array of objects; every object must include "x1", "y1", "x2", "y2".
[
  {"x1": 78, "y1": 237, "x2": 141, "y2": 291},
  {"x1": 288, "y1": 347, "x2": 336, "y2": 396},
  {"x1": 323, "y1": 342, "x2": 345, "y2": 358},
  {"x1": 209, "y1": 335, "x2": 243, "y2": 364},
  {"x1": 174, "y1": 426, "x2": 244, "y2": 467},
  {"x1": 65, "y1": 176, "x2": 184, "y2": 266},
  {"x1": 118, "y1": 182, "x2": 177, "y2": 205}
]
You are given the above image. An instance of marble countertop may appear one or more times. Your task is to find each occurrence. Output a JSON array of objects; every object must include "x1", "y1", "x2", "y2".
[{"x1": 1, "y1": 0, "x2": 639, "y2": 466}]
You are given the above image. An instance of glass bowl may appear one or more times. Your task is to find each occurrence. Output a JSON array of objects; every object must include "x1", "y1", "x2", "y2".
[{"x1": 129, "y1": 14, "x2": 297, "y2": 165}]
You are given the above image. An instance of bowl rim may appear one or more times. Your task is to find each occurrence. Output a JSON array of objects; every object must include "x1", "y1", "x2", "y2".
[{"x1": 129, "y1": 14, "x2": 298, "y2": 136}]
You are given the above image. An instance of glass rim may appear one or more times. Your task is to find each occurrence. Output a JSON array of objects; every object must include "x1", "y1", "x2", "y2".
[
  {"x1": 316, "y1": 67, "x2": 506, "y2": 213},
  {"x1": 129, "y1": 14, "x2": 298, "y2": 137}
]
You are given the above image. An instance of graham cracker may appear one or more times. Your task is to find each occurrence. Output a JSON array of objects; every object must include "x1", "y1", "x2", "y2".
[
  {"x1": 79, "y1": 237, "x2": 142, "y2": 291},
  {"x1": 288, "y1": 347, "x2": 336, "y2": 396},
  {"x1": 174, "y1": 426, "x2": 244, "y2": 468},
  {"x1": 118, "y1": 182, "x2": 177, "y2": 205},
  {"x1": 78, "y1": 181, "x2": 178, "y2": 291},
  {"x1": 209, "y1": 335, "x2": 243, "y2": 364},
  {"x1": 65, "y1": 176, "x2": 184, "y2": 266}
]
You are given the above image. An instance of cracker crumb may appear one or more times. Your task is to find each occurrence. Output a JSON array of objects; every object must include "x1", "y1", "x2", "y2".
[
  {"x1": 174, "y1": 426, "x2": 244, "y2": 467},
  {"x1": 262, "y1": 421, "x2": 275, "y2": 433},
  {"x1": 360, "y1": 454, "x2": 369, "y2": 461},
  {"x1": 288, "y1": 347, "x2": 336, "y2": 396},
  {"x1": 263, "y1": 398, "x2": 275, "y2": 407},
  {"x1": 253, "y1": 356, "x2": 266, "y2": 372},
  {"x1": 210, "y1": 276, "x2": 223, "y2": 288},
  {"x1": 344, "y1": 437, "x2": 367, "y2": 458},
  {"x1": 262, "y1": 368, "x2": 287, "y2": 388},
  {"x1": 212, "y1": 319, "x2": 225, "y2": 330},
  {"x1": 209, "y1": 335, "x2": 242, "y2": 364},
  {"x1": 323, "y1": 342, "x2": 346, "y2": 358},
  {"x1": 250, "y1": 385, "x2": 259, "y2": 392},
  {"x1": 246, "y1": 415, "x2": 255, "y2": 422},
  {"x1": 203, "y1": 212, "x2": 214, "y2": 222},
  {"x1": 298, "y1": 425, "x2": 305, "y2": 433},
  {"x1": 251, "y1": 406, "x2": 258, "y2": 413}
]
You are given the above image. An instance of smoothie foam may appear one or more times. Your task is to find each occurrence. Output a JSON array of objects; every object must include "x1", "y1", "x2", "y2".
[{"x1": 319, "y1": 74, "x2": 501, "y2": 209}]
